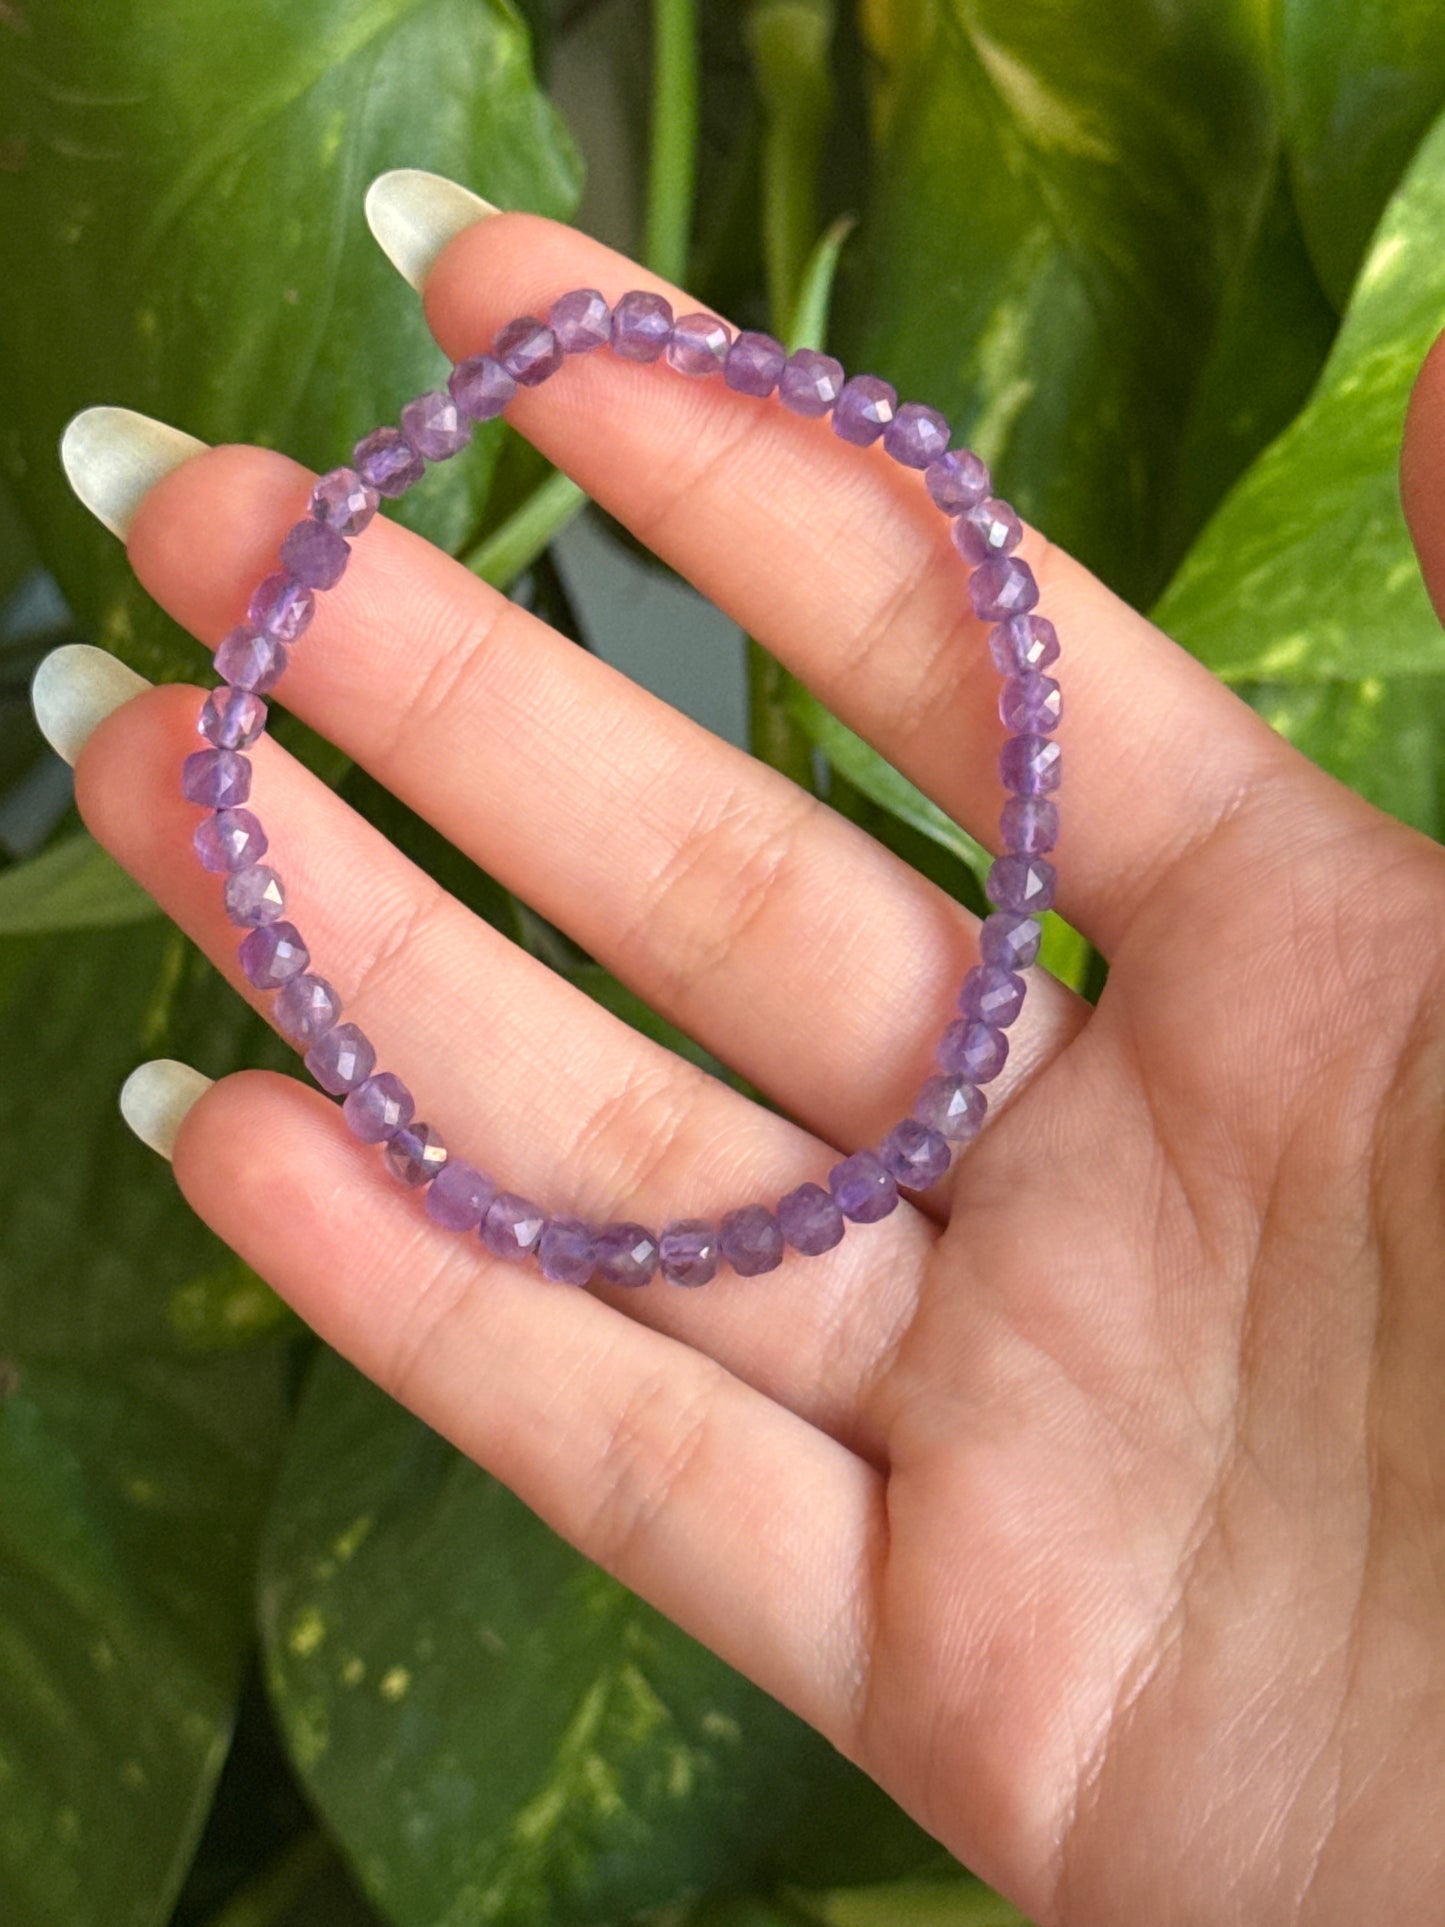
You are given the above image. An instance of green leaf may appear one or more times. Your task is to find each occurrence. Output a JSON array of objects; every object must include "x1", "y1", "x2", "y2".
[
  {"x1": 1237, "y1": 675, "x2": 1445, "y2": 839},
  {"x1": 260, "y1": 1354, "x2": 942, "y2": 1927},
  {"x1": 0, "y1": 831, "x2": 158, "y2": 935},
  {"x1": 800, "y1": 1876, "x2": 1033, "y2": 1926}
]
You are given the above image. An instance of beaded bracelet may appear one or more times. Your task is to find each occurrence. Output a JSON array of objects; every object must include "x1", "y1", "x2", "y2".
[{"x1": 182, "y1": 287, "x2": 1062, "y2": 1288}]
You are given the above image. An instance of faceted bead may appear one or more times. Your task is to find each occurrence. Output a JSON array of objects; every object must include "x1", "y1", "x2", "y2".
[
  {"x1": 425, "y1": 1160, "x2": 496, "y2": 1232},
  {"x1": 779, "y1": 347, "x2": 844, "y2": 417},
  {"x1": 987, "y1": 853, "x2": 1057, "y2": 915},
  {"x1": 482, "y1": 1191, "x2": 546, "y2": 1261},
  {"x1": 610, "y1": 290, "x2": 673, "y2": 362},
  {"x1": 449, "y1": 353, "x2": 516, "y2": 421},
  {"x1": 249, "y1": 572, "x2": 315, "y2": 643},
  {"x1": 829, "y1": 1151, "x2": 899, "y2": 1224},
  {"x1": 193, "y1": 807, "x2": 267, "y2": 873},
  {"x1": 953, "y1": 498, "x2": 1023, "y2": 565},
  {"x1": 979, "y1": 911, "x2": 1042, "y2": 971},
  {"x1": 594, "y1": 1221, "x2": 659, "y2": 1287},
  {"x1": 1000, "y1": 734, "x2": 1062, "y2": 795},
  {"x1": 659, "y1": 1218, "x2": 720, "y2": 1288},
  {"x1": 200, "y1": 686, "x2": 267, "y2": 750},
  {"x1": 831, "y1": 374, "x2": 896, "y2": 445},
  {"x1": 310, "y1": 466, "x2": 379, "y2": 536},
  {"x1": 938, "y1": 1019, "x2": 1009, "y2": 1084},
  {"x1": 777, "y1": 1181, "x2": 845, "y2": 1256},
  {"x1": 274, "y1": 973, "x2": 342, "y2": 1048},
  {"x1": 960, "y1": 963, "x2": 1027, "y2": 1028},
  {"x1": 884, "y1": 402, "x2": 950, "y2": 468},
  {"x1": 214, "y1": 627, "x2": 287, "y2": 695},
  {"x1": 1000, "y1": 673, "x2": 1062, "y2": 734},
  {"x1": 538, "y1": 1215, "x2": 597, "y2": 1286},
  {"x1": 724, "y1": 330, "x2": 786, "y2": 397},
  {"x1": 494, "y1": 315, "x2": 562, "y2": 386},
  {"x1": 878, "y1": 1118, "x2": 951, "y2": 1191},
  {"x1": 970, "y1": 555, "x2": 1039, "y2": 622},
  {"x1": 181, "y1": 747, "x2": 250, "y2": 808},
  {"x1": 1000, "y1": 794, "x2": 1059, "y2": 855},
  {"x1": 305, "y1": 1022, "x2": 375, "y2": 1095},
  {"x1": 913, "y1": 1074, "x2": 987, "y2": 1142},
  {"x1": 925, "y1": 449, "x2": 990, "y2": 515},
  {"x1": 386, "y1": 1122, "x2": 448, "y2": 1186},
  {"x1": 279, "y1": 518, "x2": 349, "y2": 591},
  {"x1": 239, "y1": 919, "x2": 309, "y2": 991},
  {"x1": 343, "y1": 1071, "x2": 414, "y2": 1142},
  {"x1": 989, "y1": 614, "x2": 1060, "y2": 675},
  {"x1": 223, "y1": 863, "x2": 286, "y2": 928},
  {"x1": 400, "y1": 390, "x2": 471, "y2": 461},
  {"x1": 719, "y1": 1205, "x2": 784, "y2": 1276},
  {"x1": 666, "y1": 313, "x2": 731, "y2": 377},
  {"x1": 354, "y1": 426, "x2": 425, "y2": 498},
  {"x1": 549, "y1": 287, "x2": 611, "y2": 353}
]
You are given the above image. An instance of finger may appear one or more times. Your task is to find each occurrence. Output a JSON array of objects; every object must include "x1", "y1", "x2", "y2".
[{"x1": 1402, "y1": 324, "x2": 1445, "y2": 620}]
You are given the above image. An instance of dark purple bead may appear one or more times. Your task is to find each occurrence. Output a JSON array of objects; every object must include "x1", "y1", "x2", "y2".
[
  {"x1": 274, "y1": 973, "x2": 342, "y2": 1048},
  {"x1": 401, "y1": 390, "x2": 471, "y2": 462},
  {"x1": 987, "y1": 854, "x2": 1057, "y2": 915},
  {"x1": 354, "y1": 426, "x2": 425, "y2": 498},
  {"x1": 494, "y1": 315, "x2": 562, "y2": 386},
  {"x1": 1000, "y1": 795, "x2": 1059, "y2": 855},
  {"x1": 829, "y1": 1151, "x2": 899, "y2": 1224},
  {"x1": 878, "y1": 1119, "x2": 951, "y2": 1191},
  {"x1": 214, "y1": 627, "x2": 287, "y2": 695},
  {"x1": 181, "y1": 748, "x2": 250, "y2": 808},
  {"x1": 884, "y1": 402, "x2": 950, "y2": 468},
  {"x1": 960, "y1": 964, "x2": 1027, "y2": 1028},
  {"x1": 239, "y1": 920, "x2": 309, "y2": 991},
  {"x1": 989, "y1": 614, "x2": 1060, "y2": 675},
  {"x1": 831, "y1": 374, "x2": 897, "y2": 445},
  {"x1": 659, "y1": 1218, "x2": 720, "y2": 1288},
  {"x1": 386, "y1": 1123, "x2": 448, "y2": 1186},
  {"x1": 953, "y1": 498, "x2": 1023, "y2": 565},
  {"x1": 223, "y1": 863, "x2": 285, "y2": 928},
  {"x1": 1000, "y1": 673, "x2": 1062, "y2": 734},
  {"x1": 667, "y1": 314, "x2": 731, "y2": 377},
  {"x1": 248, "y1": 572, "x2": 314, "y2": 643},
  {"x1": 925, "y1": 449, "x2": 990, "y2": 514},
  {"x1": 979, "y1": 912, "x2": 1042, "y2": 971},
  {"x1": 549, "y1": 288, "x2": 611, "y2": 353},
  {"x1": 779, "y1": 348, "x2": 844, "y2": 417},
  {"x1": 193, "y1": 807, "x2": 267, "y2": 873},
  {"x1": 425, "y1": 1161, "x2": 496, "y2": 1232},
  {"x1": 310, "y1": 467, "x2": 379, "y2": 537},
  {"x1": 482, "y1": 1191, "x2": 546, "y2": 1261},
  {"x1": 279, "y1": 519, "x2": 349, "y2": 591},
  {"x1": 449, "y1": 353, "x2": 516, "y2": 421},
  {"x1": 970, "y1": 555, "x2": 1039, "y2": 622},
  {"x1": 305, "y1": 1022, "x2": 375, "y2": 1095},
  {"x1": 938, "y1": 1019, "x2": 1009, "y2": 1084},
  {"x1": 200, "y1": 686, "x2": 267, "y2": 750},
  {"x1": 594, "y1": 1221, "x2": 659, "y2": 1287},
  {"x1": 538, "y1": 1216, "x2": 596, "y2": 1286},
  {"x1": 913, "y1": 1075, "x2": 987, "y2": 1142},
  {"x1": 343, "y1": 1071, "x2": 414, "y2": 1142},
  {"x1": 724, "y1": 330, "x2": 786, "y2": 396},
  {"x1": 1000, "y1": 734, "x2": 1062, "y2": 796},
  {"x1": 719, "y1": 1205, "x2": 784, "y2": 1276},
  {"x1": 776, "y1": 1182, "x2": 845, "y2": 1256},
  {"x1": 610, "y1": 291, "x2": 673, "y2": 362}
]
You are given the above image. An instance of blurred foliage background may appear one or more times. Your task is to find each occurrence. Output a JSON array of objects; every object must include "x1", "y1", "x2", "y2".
[{"x1": 1, "y1": 1, "x2": 1444, "y2": 1922}]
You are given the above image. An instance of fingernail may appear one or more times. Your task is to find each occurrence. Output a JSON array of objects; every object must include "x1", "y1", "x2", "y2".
[
  {"x1": 364, "y1": 168, "x2": 501, "y2": 292},
  {"x1": 60, "y1": 405, "x2": 209, "y2": 541},
  {"x1": 120, "y1": 1059, "x2": 214, "y2": 1160},
  {"x1": 31, "y1": 643, "x2": 153, "y2": 767}
]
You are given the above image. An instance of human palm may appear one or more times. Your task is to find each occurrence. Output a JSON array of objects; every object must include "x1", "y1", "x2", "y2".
[{"x1": 65, "y1": 206, "x2": 1445, "y2": 1923}]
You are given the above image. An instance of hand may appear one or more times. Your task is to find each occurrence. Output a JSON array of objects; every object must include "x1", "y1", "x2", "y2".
[{"x1": 44, "y1": 184, "x2": 1445, "y2": 1924}]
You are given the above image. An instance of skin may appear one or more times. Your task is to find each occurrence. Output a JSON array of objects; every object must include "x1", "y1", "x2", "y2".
[{"x1": 71, "y1": 214, "x2": 1445, "y2": 1922}]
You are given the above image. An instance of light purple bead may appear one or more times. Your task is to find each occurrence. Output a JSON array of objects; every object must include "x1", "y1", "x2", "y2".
[
  {"x1": 970, "y1": 555, "x2": 1039, "y2": 622},
  {"x1": 274, "y1": 973, "x2": 342, "y2": 1048},
  {"x1": 938, "y1": 1019, "x2": 1009, "y2": 1084},
  {"x1": 494, "y1": 315, "x2": 562, "y2": 386},
  {"x1": 482, "y1": 1191, "x2": 546, "y2": 1261},
  {"x1": 279, "y1": 519, "x2": 349, "y2": 591},
  {"x1": 401, "y1": 390, "x2": 472, "y2": 462},
  {"x1": 979, "y1": 912, "x2": 1042, "y2": 971},
  {"x1": 449, "y1": 353, "x2": 516, "y2": 421},
  {"x1": 354, "y1": 426, "x2": 425, "y2": 498},
  {"x1": 666, "y1": 314, "x2": 731, "y2": 377},
  {"x1": 386, "y1": 1123, "x2": 448, "y2": 1187},
  {"x1": 719, "y1": 1205, "x2": 784, "y2": 1276},
  {"x1": 310, "y1": 467, "x2": 379, "y2": 537},
  {"x1": 214, "y1": 627, "x2": 287, "y2": 695},
  {"x1": 182, "y1": 748, "x2": 250, "y2": 808},
  {"x1": 1000, "y1": 795, "x2": 1059, "y2": 855},
  {"x1": 594, "y1": 1221, "x2": 659, "y2": 1287},
  {"x1": 610, "y1": 291, "x2": 673, "y2": 362},
  {"x1": 913, "y1": 1075, "x2": 987, "y2": 1142},
  {"x1": 776, "y1": 1182, "x2": 845, "y2": 1256},
  {"x1": 549, "y1": 288, "x2": 611, "y2": 353},
  {"x1": 884, "y1": 402, "x2": 949, "y2": 468},
  {"x1": 829, "y1": 1151, "x2": 899, "y2": 1225},
  {"x1": 724, "y1": 330, "x2": 786, "y2": 396},
  {"x1": 1000, "y1": 734, "x2": 1062, "y2": 796},
  {"x1": 831, "y1": 375, "x2": 896, "y2": 445},
  {"x1": 538, "y1": 1216, "x2": 596, "y2": 1286},
  {"x1": 987, "y1": 854, "x2": 1057, "y2": 915},
  {"x1": 960, "y1": 964, "x2": 1026, "y2": 1028},
  {"x1": 1000, "y1": 674, "x2": 1062, "y2": 734},
  {"x1": 953, "y1": 498, "x2": 1023, "y2": 565},
  {"x1": 425, "y1": 1160, "x2": 495, "y2": 1232},
  {"x1": 248, "y1": 572, "x2": 314, "y2": 643},
  {"x1": 200, "y1": 687, "x2": 267, "y2": 750},
  {"x1": 223, "y1": 864, "x2": 285, "y2": 928},
  {"x1": 659, "y1": 1219, "x2": 720, "y2": 1288},
  {"x1": 989, "y1": 614, "x2": 1060, "y2": 675},
  {"x1": 239, "y1": 920, "x2": 309, "y2": 991},
  {"x1": 305, "y1": 1022, "x2": 375, "y2": 1095},
  {"x1": 193, "y1": 808, "x2": 267, "y2": 873},
  {"x1": 343, "y1": 1071, "x2": 414, "y2": 1142},
  {"x1": 878, "y1": 1119, "x2": 951, "y2": 1192},
  {"x1": 779, "y1": 348, "x2": 844, "y2": 417},
  {"x1": 925, "y1": 449, "x2": 990, "y2": 514}
]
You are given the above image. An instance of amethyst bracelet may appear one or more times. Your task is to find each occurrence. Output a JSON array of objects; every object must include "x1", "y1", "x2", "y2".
[{"x1": 184, "y1": 287, "x2": 1062, "y2": 1288}]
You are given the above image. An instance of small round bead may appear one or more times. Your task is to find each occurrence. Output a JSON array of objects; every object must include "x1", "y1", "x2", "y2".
[
  {"x1": 913, "y1": 1075, "x2": 987, "y2": 1141},
  {"x1": 223, "y1": 863, "x2": 286, "y2": 928},
  {"x1": 386, "y1": 1122, "x2": 448, "y2": 1187},
  {"x1": 719, "y1": 1205, "x2": 784, "y2": 1276},
  {"x1": 549, "y1": 288, "x2": 611, "y2": 353},
  {"x1": 659, "y1": 1218, "x2": 720, "y2": 1288},
  {"x1": 200, "y1": 687, "x2": 267, "y2": 750},
  {"x1": 214, "y1": 627, "x2": 287, "y2": 695},
  {"x1": 594, "y1": 1221, "x2": 659, "y2": 1287},
  {"x1": 448, "y1": 353, "x2": 516, "y2": 421},
  {"x1": 829, "y1": 1151, "x2": 899, "y2": 1225},
  {"x1": 989, "y1": 614, "x2": 1060, "y2": 675},
  {"x1": 979, "y1": 912, "x2": 1042, "y2": 971},
  {"x1": 239, "y1": 920, "x2": 309, "y2": 991},
  {"x1": 482, "y1": 1191, "x2": 546, "y2": 1261},
  {"x1": 877, "y1": 1119, "x2": 951, "y2": 1191},
  {"x1": 986, "y1": 854, "x2": 1057, "y2": 915},
  {"x1": 970, "y1": 555, "x2": 1039, "y2": 622},
  {"x1": 831, "y1": 374, "x2": 897, "y2": 445},
  {"x1": 1000, "y1": 734, "x2": 1062, "y2": 796},
  {"x1": 884, "y1": 402, "x2": 950, "y2": 468},
  {"x1": 778, "y1": 347, "x2": 844, "y2": 417},
  {"x1": 937, "y1": 1019, "x2": 1009, "y2": 1084},
  {"x1": 610, "y1": 290, "x2": 673, "y2": 362},
  {"x1": 776, "y1": 1182, "x2": 845, "y2": 1256},
  {"x1": 248, "y1": 573, "x2": 315, "y2": 643},
  {"x1": 952, "y1": 498, "x2": 1023, "y2": 565},
  {"x1": 538, "y1": 1216, "x2": 597, "y2": 1286},
  {"x1": 400, "y1": 390, "x2": 471, "y2": 462},
  {"x1": 1000, "y1": 674, "x2": 1062, "y2": 734},
  {"x1": 925, "y1": 449, "x2": 990, "y2": 514},
  {"x1": 959, "y1": 964, "x2": 1027, "y2": 1028},
  {"x1": 310, "y1": 466, "x2": 379, "y2": 536},
  {"x1": 425, "y1": 1160, "x2": 496, "y2": 1232},
  {"x1": 1000, "y1": 795, "x2": 1059, "y2": 855},
  {"x1": 274, "y1": 973, "x2": 342, "y2": 1048},
  {"x1": 493, "y1": 316, "x2": 562, "y2": 386},
  {"x1": 305, "y1": 1022, "x2": 375, "y2": 1095},
  {"x1": 193, "y1": 807, "x2": 267, "y2": 873},
  {"x1": 724, "y1": 330, "x2": 786, "y2": 397},
  {"x1": 181, "y1": 748, "x2": 250, "y2": 808},
  {"x1": 353, "y1": 426, "x2": 425, "y2": 498},
  {"x1": 343, "y1": 1071, "x2": 414, "y2": 1142},
  {"x1": 666, "y1": 314, "x2": 731, "y2": 377},
  {"x1": 279, "y1": 518, "x2": 349, "y2": 591}
]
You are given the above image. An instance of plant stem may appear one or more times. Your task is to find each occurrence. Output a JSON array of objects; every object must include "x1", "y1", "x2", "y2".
[
  {"x1": 459, "y1": 469, "x2": 589, "y2": 587},
  {"x1": 200, "y1": 1827, "x2": 337, "y2": 1927},
  {"x1": 645, "y1": 0, "x2": 700, "y2": 284}
]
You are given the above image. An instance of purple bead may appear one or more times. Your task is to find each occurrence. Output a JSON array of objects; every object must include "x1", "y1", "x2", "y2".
[
  {"x1": 386, "y1": 1123, "x2": 448, "y2": 1187},
  {"x1": 659, "y1": 1218, "x2": 720, "y2": 1288},
  {"x1": 829, "y1": 1151, "x2": 899, "y2": 1225},
  {"x1": 979, "y1": 912, "x2": 1042, "y2": 971},
  {"x1": 953, "y1": 498, "x2": 1023, "y2": 565},
  {"x1": 248, "y1": 572, "x2": 314, "y2": 643},
  {"x1": 449, "y1": 353, "x2": 516, "y2": 421},
  {"x1": 913, "y1": 1075, "x2": 987, "y2": 1142},
  {"x1": 719, "y1": 1205, "x2": 784, "y2": 1276},
  {"x1": 549, "y1": 288, "x2": 611, "y2": 354},
  {"x1": 401, "y1": 390, "x2": 472, "y2": 462},
  {"x1": 970, "y1": 555, "x2": 1039, "y2": 622},
  {"x1": 878, "y1": 1119, "x2": 952, "y2": 1191},
  {"x1": 193, "y1": 807, "x2": 267, "y2": 873},
  {"x1": 181, "y1": 748, "x2": 250, "y2": 808},
  {"x1": 538, "y1": 1216, "x2": 596, "y2": 1286},
  {"x1": 343, "y1": 1071, "x2": 414, "y2": 1142},
  {"x1": 724, "y1": 330, "x2": 786, "y2": 397},
  {"x1": 832, "y1": 375, "x2": 897, "y2": 445},
  {"x1": 987, "y1": 854, "x2": 1057, "y2": 915},
  {"x1": 482, "y1": 1191, "x2": 546, "y2": 1261},
  {"x1": 494, "y1": 315, "x2": 562, "y2": 386},
  {"x1": 594, "y1": 1221, "x2": 659, "y2": 1287},
  {"x1": 884, "y1": 402, "x2": 950, "y2": 468},
  {"x1": 305, "y1": 1022, "x2": 375, "y2": 1095},
  {"x1": 925, "y1": 449, "x2": 990, "y2": 514},
  {"x1": 214, "y1": 627, "x2": 287, "y2": 695},
  {"x1": 989, "y1": 614, "x2": 1060, "y2": 675},
  {"x1": 239, "y1": 920, "x2": 309, "y2": 991},
  {"x1": 1000, "y1": 674, "x2": 1062, "y2": 734},
  {"x1": 310, "y1": 466, "x2": 379, "y2": 537},
  {"x1": 274, "y1": 973, "x2": 342, "y2": 1048},
  {"x1": 778, "y1": 348, "x2": 844, "y2": 417},
  {"x1": 610, "y1": 291, "x2": 673, "y2": 362},
  {"x1": 354, "y1": 426, "x2": 425, "y2": 499},
  {"x1": 1000, "y1": 795, "x2": 1058, "y2": 855},
  {"x1": 777, "y1": 1181, "x2": 845, "y2": 1256},
  {"x1": 279, "y1": 519, "x2": 349, "y2": 591},
  {"x1": 960, "y1": 964, "x2": 1026, "y2": 1028},
  {"x1": 223, "y1": 863, "x2": 285, "y2": 928},
  {"x1": 424, "y1": 1160, "x2": 495, "y2": 1232},
  {"x1": 200, "y1": 686, "x2": 267, "y2": 750},
  {"x1": 667, "y1": 313, "x2": 731, "y2": 377},
  {"x1": 1000, "y1": 734, "x2": 1062, "y2": 796},
  {"x1": 938, "y1": 1020, "x2": 1009, "y2": 1084}
]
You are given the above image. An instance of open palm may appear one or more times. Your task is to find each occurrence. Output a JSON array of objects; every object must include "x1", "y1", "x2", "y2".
[{"x1": 67, "y1": 209, "x2": 1445, "y2": 1923}]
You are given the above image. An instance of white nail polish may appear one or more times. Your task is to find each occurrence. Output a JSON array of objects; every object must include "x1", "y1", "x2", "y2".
[
  {"x1": 119, "y1": 1059, "x2": 214, "y2": 1160},
  {"x1": 364, "y1": 168, "x2": 501, "y2": 292},
  {"x1": 60, "y1": 405, "x2": 209, "y2": 540},
  {"x1": 31, "y1": 643, "x2": 152, "y2": 767}
]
